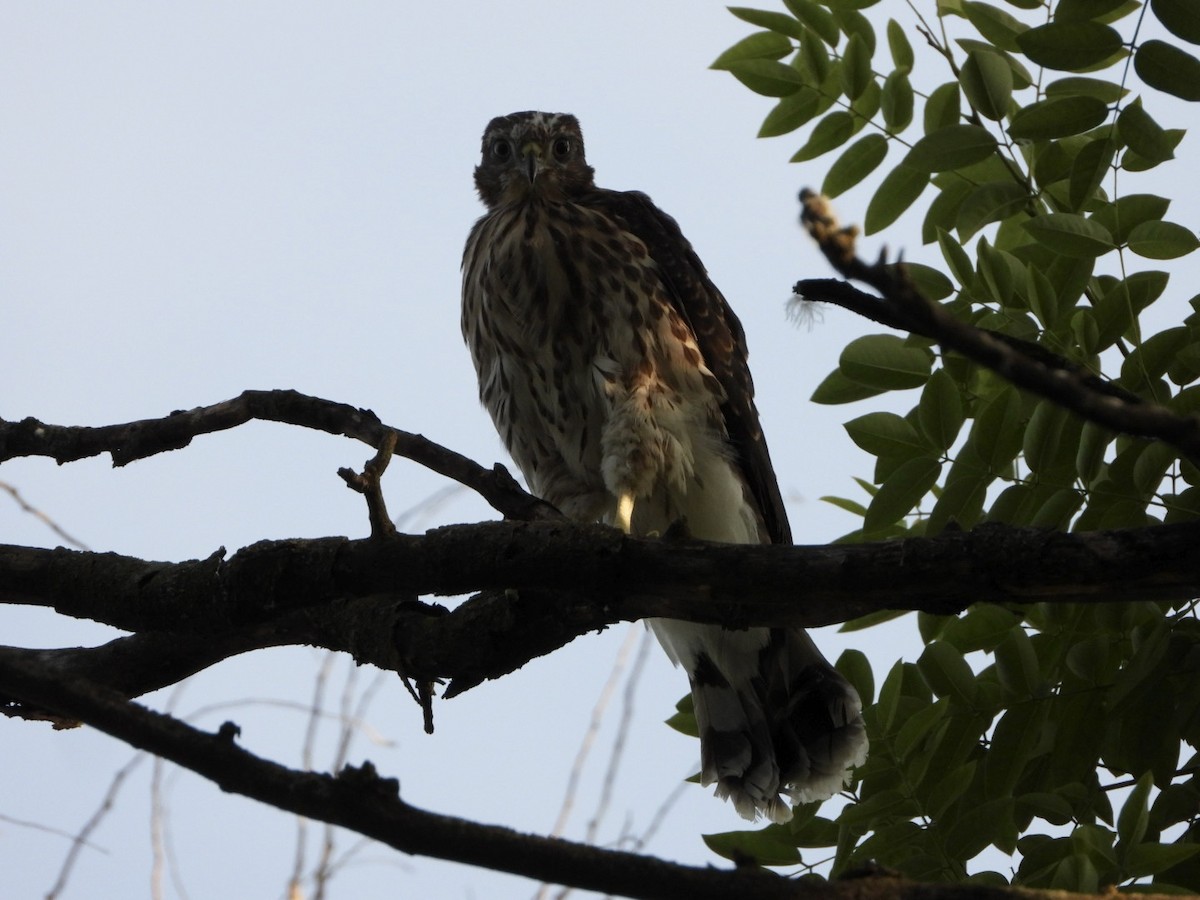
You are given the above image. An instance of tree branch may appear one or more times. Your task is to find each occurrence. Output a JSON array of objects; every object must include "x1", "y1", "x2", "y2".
[
  {"x1": 1, "y1": 646, "x2": 1176, "y2": 900},
  {"x1": 793, "y1": 190, "x2": 1200, "y2": 465},
  {"x1": 4, "y1": 518, "x2": 1198, "y2": 707},
  {"x1": 0, "y1": 390, "x2": 559, "y2": 522}
]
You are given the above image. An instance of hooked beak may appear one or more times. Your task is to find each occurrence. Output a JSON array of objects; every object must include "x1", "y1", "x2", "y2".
[{"x1": 520, "y1": 142, "x2": 544, "y2": 183}]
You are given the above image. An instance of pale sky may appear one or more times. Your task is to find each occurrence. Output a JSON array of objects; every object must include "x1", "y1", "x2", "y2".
[{"x1": 2, "y1": 3, "x2": 1194, "y2": 898}]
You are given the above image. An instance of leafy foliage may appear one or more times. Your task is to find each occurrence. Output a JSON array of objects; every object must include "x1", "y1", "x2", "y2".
[{"x1": 709, "y1": 0, "x2": 1200, "y2": 890}]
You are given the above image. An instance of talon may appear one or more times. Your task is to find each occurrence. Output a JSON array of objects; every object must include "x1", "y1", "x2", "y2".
[{"x1": 615, "y1": 492, "x2": 635, "y2": 534}]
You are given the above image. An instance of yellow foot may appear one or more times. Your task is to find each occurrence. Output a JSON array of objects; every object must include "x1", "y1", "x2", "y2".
[{"x1": 615, "y1": 492, "x2": 635, "y2": 535}]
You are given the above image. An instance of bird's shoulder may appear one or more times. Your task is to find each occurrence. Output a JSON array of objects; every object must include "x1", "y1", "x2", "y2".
[{"x1": 574, "y1": 187, "x2": 792, "y2": 545}]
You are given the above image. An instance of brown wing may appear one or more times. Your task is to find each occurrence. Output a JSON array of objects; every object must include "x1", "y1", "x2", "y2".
[{"x1": 583, "y1": 189, "x2": 792, "y2": 546}]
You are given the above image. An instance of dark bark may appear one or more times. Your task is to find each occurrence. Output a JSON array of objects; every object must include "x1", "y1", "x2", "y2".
[
  {"x1": 3, "y1": 518, "x2": 1199, "y2": 704},
  {"x1": 2, "y1": 646, "x2": 1177, "y2": 900}
]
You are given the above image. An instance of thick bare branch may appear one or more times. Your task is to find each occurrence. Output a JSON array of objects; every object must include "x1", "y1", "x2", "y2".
[
  {"x1": 1, "y1": 646, "x2": 1173, "y2": 900},
  {"x1": 4, "y1": 518, "x2": 1198, "y2": 705}
]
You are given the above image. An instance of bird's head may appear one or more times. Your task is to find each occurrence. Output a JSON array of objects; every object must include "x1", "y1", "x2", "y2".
[{"x1": 473, "y1": 111, "x2": 595, "y2": 208}]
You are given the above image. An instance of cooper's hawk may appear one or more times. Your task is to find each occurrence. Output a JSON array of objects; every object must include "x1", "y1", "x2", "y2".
[{"x1": 461, "y1": 111, "x2": 867, "y2": 822}]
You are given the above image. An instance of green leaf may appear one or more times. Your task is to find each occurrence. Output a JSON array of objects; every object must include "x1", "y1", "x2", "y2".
[
  {"x1": 941, "y1": 605, "x2": 1023, "y2": 652},
  {"x1": 1017, "y1": 21, "x2": 1125, "y2": 71},
  {"x1": 790, "y1": 110, "x2": 855, "y2": 160},
  {"x1": 728, "y1": 6, "x2": 807, "y2": 40},
  {"x1": 925, "y1": 762, "x2": 978, "y2": 818},
  {"x1": 665, "y1": 693, "x2": 698, "y2": 736},
  {"x1": 1076, "y1": 421, "x2": 1114, "y2": 483},
  {"x1": 1123, "y1": 128, "x2": 1186, "y2": 171},
  {"x1": 918, "y1": 368, "x2": 965, "y2": 450},
  {"x1": 906, "y1": 124, "x2": 998, "y2": 171},
  {"x1": 1026, "y1": 265, "x2": 1060, "y2": 328},
  {"x1": 759, "y1": 87, "x2": 823, "y2": 137},
  {"x1": 823, "y1": 134, "x2": 888, "y2": 197},
  {"x1": 927, "y1": 469, "x2": 991, "y2": 533},
  {"x1": 925, "y1": 82, "x2": 962, "y2": 132},
  {"x1": 985, "y1": 701, "x2": 1050, "y2": 798},
  {"x1": 1007, "y1": 96, "x2": 1109, "y2": 140},
  {"x1": 887, "y1": 18, "x2": 914, "y2": 70},
  {"x1": 821, "y1": 494, "x2": 868, "y2": 517},
  {"x1": 728, "y1": 59, "x2": 806, "y2": 97},
  {"x1": 938, "y1": 226, "x2": 975, "y2": 285},
  {"x1": 865, "y1": 457, "x2": 942, "y2": 530},
  {"x1": 711, "y1": 31, "x2": 794, "y2": 69},
  {"x1": 1126, "y1": 220, "x2": 1200, "y2": 259},
  {"x1": 968, "y1": 386, "x2": 1026, "y2": 471},
  {"x1": 1029, "y1": 487, "x2": 1083, "y2": 530},
  {"x1": 849, "y1": 77, "x2": 882, "y2": 124},
  {"x1": 783, "y1": 0, "x2": 840, "y2": 45},
  {"x1": 1022, "y1": 213, "x2": 1115, "y2": 258},
  {"x1": 1117, "y1": 771, "x2": 1154, "y2": 848},
  {"x1": 840, "y1": 334, "x2": 933, "y2": 389},
  {"x1": 960, "y1": 49, "x2": 1014, "y2": 120},
  {"x1": 1151, "y1": 783, "x2": 1200, "y2": 832},
  {"x1": 1091, "y1": 193, "x2": 1171, "y2": 244},
  {"x1": 704, "y1": 825, "x2": 802, "y2": 866},
  {"x1": 958, "y1": 38, "x2": 1035, "y2": 88},
  {"x1": 865, "y1": 164, "x2": 929, "y2": 233},
  {"x1": 845, "y1": 411, "x2": 927, "y2": 458},
  {"x1": 945, "y1": 798, "x2": 1016, "y2": 860},
  {"x1": 976, "y1": 238, "x2": 1017, "y2": 305},
  {"x1": 1169, "y1": 344, "x2": 1200, "y2": 388},
  {"x1": 924, "y1": 178, "x2": 972, "y2": 244},
  {"x1": 790, "y1": 815, "x2": 840, "y2": 849},
  {"x1": 831, "y1": 7, "x2": 878, "y2": 55},
  {"x1": 963, "y1": 1, "x2": 1028, "y2": 52},
  {"x1": 1023, "y1": 400, "x2": 1071, "y2": 474},
  {"x1": 1045, "y1": 75, "x2": 1129, "y2": 102},
  {"x1": 1151, "y1": 0, "x2": 1200, "y2": 44},
  {"x1": 1057, "y1": 0, "x2": 1138, "y2": 21},
  {"x1": 1068, "y1": 137, "x2": 1116, "y2": 212},
  {"x1": 956, "y1": 181, "x2": 1031, "y2": 240},
  {"x1": 995, "y1": 626, "x2": 1041, "y2": 697},
  {"x1": 1118, "y1": 101, "x2": 1177, "y2": 164},
  {"x1": 906, "y1": 262, "x2": 955, "y2": 300},
  {"x1": 1125, "y1": 842, "x2": 1200, "y2": 878},
  {"x1": 840, "y1": 787, "x2": 921, "y2": 828},
  {"x1": 918, "y1": 641, "x2": 977, "y2": 706},
  {"x1": 1018, "y1": 793, "x2": 1076, "y2": 827},
  {"x1": 1135, "y1": 40, "x2": 1200, "y2": 101},
  {"x1": 840, "y1": 608, "x2": 911, "y2": 632},
  {"x1": 810, "y1": 367, "x2": 887, "y2": 404},
  {"x1": 1124, "y1": 327, "x2": 1191, "y2": 380},
  {"x1": 840, "y1": 32, "x2": 873, "y2": 100},
  {"x1": 1101, "y1": 271, "x2": 1170, "y2": 325},
  {"x1": 797, "y1": 27, "x2": 831, "y2": 80},
  {"x1": 882, "y1": 70, "x2": 915, "y2": 131},
  {"x1": 838, "y1": 648, "x2": 875, "y2": 706}
]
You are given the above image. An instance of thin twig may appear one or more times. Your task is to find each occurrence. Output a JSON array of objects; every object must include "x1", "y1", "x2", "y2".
[
  {"x1": 0, "y1": 481, "x2": 90, "y2": 550},
  {"x1": 634, "y1": 782, "x2": 689, "y2": 852},
  {"x1": 45, "y1": 753, "x2": 146, "y2": 900},
  {"x1": 548, "y1": 626, "x2": 642, "y2": 843},
  {"x1": 585, "y1": 630, "x2": 654, "y2": 845},
  {"x1": 290, "y1": 653, "x2": 336, "y2": 899}
]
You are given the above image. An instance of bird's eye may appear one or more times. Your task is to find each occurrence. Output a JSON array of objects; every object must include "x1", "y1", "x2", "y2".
[
  {"x1": 552, "y1": 137, "x2": 572, "y2": 160},
  {"x1": 490, "y1": 138, "x2": 513, "y2": 160}
]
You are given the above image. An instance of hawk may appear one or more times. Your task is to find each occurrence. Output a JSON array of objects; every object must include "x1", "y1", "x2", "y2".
[{"x1": 461, "y1": 111, "x2": 867, "y2": 822}]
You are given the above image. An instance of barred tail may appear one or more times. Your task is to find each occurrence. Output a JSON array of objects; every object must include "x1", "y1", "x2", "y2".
[{"x1": 652, "y1": 620, "x2": 867, "y2": 823}]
